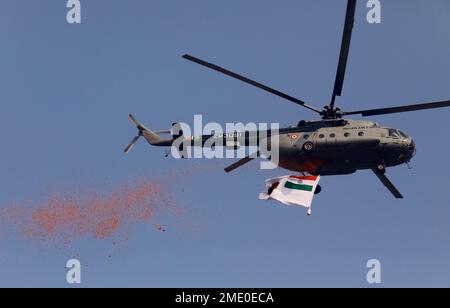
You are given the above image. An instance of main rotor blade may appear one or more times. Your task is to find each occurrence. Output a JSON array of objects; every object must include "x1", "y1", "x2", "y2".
[
  {"x1": 224, "y1": 152, "x2": 259, "y2": 173},
  {"x1": 330, "y1": 0, "x2": 357, "y2": 108},
  {"x1": 344, "y1": 100, "x2": 450, "y2": 117},
  {"x1": 183, "y1": 54, "x2": 322, "y2": 114},
  {"x1": 372, "y1": 169, "x2": 403, "y2": 199}
]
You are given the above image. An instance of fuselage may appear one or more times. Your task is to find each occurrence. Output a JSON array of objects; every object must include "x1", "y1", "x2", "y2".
[
  {"x1": 145, "y1": 118, "x2": 416, "y2": 176},
  {"x1": 274, "y1": 119, "x2": 416, "y2": 175}
]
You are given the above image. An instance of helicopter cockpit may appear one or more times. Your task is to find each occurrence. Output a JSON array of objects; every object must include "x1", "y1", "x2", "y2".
[
  {"x1": 388, "y1": 128, "x2": 416, "y2": 158},
  {"x1": 388, "y1": 129, "x2": 409, "y2": 139}
]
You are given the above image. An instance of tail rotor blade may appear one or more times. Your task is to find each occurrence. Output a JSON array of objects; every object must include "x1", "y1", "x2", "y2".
[
  {"x1": 128, "y1": 114, "x2": 141, "y2": 128},
  {"x1": 124, "y1": 135, "x2": 141, "y2": 154},
  {"x1": 128, "y1": 114, "x2": 151, "y2": 131}
]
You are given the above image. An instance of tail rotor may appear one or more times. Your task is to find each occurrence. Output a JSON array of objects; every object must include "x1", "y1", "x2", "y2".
[
  {"x1": 124, "y1": 114, "x2": 148, "y2": 154},
  {"x1": 124, "y1": 114, "x2": 169, "y2": 154}
]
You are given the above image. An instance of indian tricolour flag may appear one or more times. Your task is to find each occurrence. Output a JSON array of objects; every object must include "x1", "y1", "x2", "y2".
[{"x1": 259, "y1": 175, "x2": 321, "y2": 215}]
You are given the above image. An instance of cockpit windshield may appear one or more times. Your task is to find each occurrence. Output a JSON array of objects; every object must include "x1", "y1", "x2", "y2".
[
  {"x1": 388, "y1": 129, "x2": 400, "y2": 138},
  {"x1": 388, "y1": 129, "x2": 408, "y2": 139},
  {"x1": 398, "y1": 130, "x2": 408, "y2": 138}
]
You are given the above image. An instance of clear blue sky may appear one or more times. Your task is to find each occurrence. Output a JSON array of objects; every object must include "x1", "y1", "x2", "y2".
[{"x1": 1, "y1": 0, "x2": 450, "y2": 287}]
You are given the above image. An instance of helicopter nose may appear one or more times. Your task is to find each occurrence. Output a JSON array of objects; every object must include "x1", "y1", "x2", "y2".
[{"x1": 408, "y1": 139, "x2": 416, "y2": 158}]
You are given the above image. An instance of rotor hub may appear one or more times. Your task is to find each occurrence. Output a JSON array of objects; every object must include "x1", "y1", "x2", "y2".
[{"x1": 320, "y1": 106, "x2": 343, "y2": 119}]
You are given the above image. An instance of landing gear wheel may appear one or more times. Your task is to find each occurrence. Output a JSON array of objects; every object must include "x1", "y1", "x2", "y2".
[
  {"x1": 314, "y1": 185, "x2": 322, "y2": 195},
  {"x1": 376, "y1": 163, "x2": 386, "y2": 175},
  {"x1": 303, "y1": 141, "x2": 314, "y2": 153}
]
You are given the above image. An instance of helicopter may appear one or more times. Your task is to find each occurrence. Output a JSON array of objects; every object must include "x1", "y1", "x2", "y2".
[{"x1": 125, "y1": 0, "x2": 450, "y2": 199}]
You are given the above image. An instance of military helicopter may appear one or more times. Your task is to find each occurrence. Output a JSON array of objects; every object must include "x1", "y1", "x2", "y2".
[{"x1": 125, "y1": 0, "x2": 450, "y2": 198}]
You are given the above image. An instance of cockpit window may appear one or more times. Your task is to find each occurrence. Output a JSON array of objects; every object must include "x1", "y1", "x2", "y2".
[
  {"x1": 398, "y1": 130, "x2": 408, "y2": 138},
  {"x1": 388, "y1": 129, "x2": 408, "y2": 139},
  {"x1": 388, "y1": 129, "x2": 400, "y2": 138}
]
